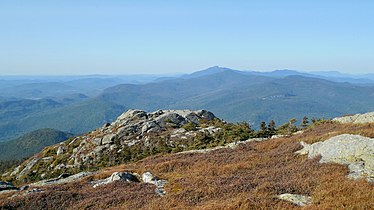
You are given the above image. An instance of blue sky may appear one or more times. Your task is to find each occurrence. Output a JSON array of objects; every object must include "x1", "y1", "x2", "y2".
[{"x1": 0, "y1": 0, "x2": 373, "y2": 75}]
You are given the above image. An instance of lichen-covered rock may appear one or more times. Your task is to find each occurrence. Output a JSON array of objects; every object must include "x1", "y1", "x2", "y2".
[
  {"x1": 334, "y1": 112, "x2": 374, "y2": 124},
  {"x1": 297, "y1": 134, "x2": 374, "y2": 182},
  {"x1": 278, "y1": 194, "x2": 312, "y2": 206}
]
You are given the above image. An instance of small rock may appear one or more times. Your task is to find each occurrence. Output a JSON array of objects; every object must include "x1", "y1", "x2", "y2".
[
  {"x1": 25, "y1": 188, "x2": 43, "y2": 195},
  {"x1": 102, "y1": 122, "x2": 111, "y2": 128},
  {"x1": 92, "y1": 138, "x2": 102, "y2": 146},
  {"x1": 102, "y1": 134, "x2": 116, "y2": 144},
  {"x1": 42, "y1": 156, "x2": 53, "y2": 162},
  {"x1": 142, "y1": 172, "x2": 157, "y2": 183},
  {"x1": 10, "y1": 166, "x2": 21, "y2": 176},
  {"x1": 278, "y1": 193, "x2": 312, "y2": 206},
  {"x1": 19, "y1": 185, "x2": 29, "y2": 191},
  {"x1": 54, "y1": 164, "x2": 66, "y2": 170},
  {"x1": 56, "y1": 146, "x2": 64, "y2": 156},
  {"x1": 142, "y1": 172, "x2": 168, "y2": 196}
]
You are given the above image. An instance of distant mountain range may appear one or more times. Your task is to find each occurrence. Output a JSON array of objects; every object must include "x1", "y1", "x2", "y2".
[
  {"x1": 0, "y1": 66, "x2": 374, "y2": 142},
  {"x1": 96, "y1": 67, "x2": 374, "y2": 126}
]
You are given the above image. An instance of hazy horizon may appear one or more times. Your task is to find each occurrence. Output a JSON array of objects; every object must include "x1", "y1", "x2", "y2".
[
  {"x1": 0, "y1": 66, "x2": 372, "y2": 77},
  {"x1": 1, "y1": 1, "x2": 373, "y2": 75}
]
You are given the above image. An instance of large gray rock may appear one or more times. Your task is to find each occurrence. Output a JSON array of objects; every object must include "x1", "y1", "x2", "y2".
[
  {"x1": 297, "y1": 134, "x2": 374, "y2": 182},
  {"x1": 117, "y1": 125, "x2": 137, "y2": 137},
  {"x1": 141, "y1": 121, "x2": 162, "y2": 133},
  {"x1": 92, "y1": 172, "x2": 139, "y2": 188},
  {"x1": 116, "y1": 109, "x2": 147, "y2": 122},
  {"x1": 109, "y1": 172, "x2": 139, "y2": 182},
  {"x1": 155, "y1": 112, "x2": 187, "y2": 127},
  {"x1": 334, "y1": 112, "x2": 374, "y2": 124}
]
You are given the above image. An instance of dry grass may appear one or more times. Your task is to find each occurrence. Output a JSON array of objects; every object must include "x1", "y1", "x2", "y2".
[
  {"x1": 299, "y1": 121, "x2": 374, "y2": 144},
  {"x1": 1, "y1": 123, "x2": 373, "y2": 209}
]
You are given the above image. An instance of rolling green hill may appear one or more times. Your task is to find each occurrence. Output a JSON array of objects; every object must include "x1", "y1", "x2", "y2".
[
  {"x1": 0, "y1": 100, "x2": 125, "y2": 142},
  {"x1": 0, "y1": 128, "x2": 73, "y2": 161}
]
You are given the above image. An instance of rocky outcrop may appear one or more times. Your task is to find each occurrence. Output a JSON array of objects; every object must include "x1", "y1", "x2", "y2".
[
  {"x1": 16, "y1": 158, "x2": 39, "y2": 180},
  {"x1": 277, "y1": 194, "x2": 312, "y2": 206},
  {"x1": 333, "y1": 112, "x2": 374, "y2": 124},
  {"x1": 297, "y1": 134, "x2": 374, "y2": 182},
  {"x1": 4, "y1": 109, "x2": 218, "y2": 183}
]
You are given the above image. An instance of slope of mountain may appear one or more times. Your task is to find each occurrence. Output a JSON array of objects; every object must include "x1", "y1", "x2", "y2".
[
  {"x1": 2, "y1": 109, "x2": 233, "y2": 182},
  {"x1": 0, "y1": 111, "x2": 373, "y2": 209},
  {"x1": 0, "y1": 98, "x2": 63, "y2": 121},
  {"x1": 0, "y1": 129, "x2": 73, "y2": 161}
]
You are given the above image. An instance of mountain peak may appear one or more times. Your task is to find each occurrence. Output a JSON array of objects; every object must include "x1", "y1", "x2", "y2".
[{"x1": 184, "y1": 66, "x2": 234, "y2": 78}]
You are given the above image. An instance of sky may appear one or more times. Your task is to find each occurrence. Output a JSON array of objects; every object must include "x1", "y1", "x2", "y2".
[{"x1": 0, "y1": 0, "x2": 373, "y2": 75}]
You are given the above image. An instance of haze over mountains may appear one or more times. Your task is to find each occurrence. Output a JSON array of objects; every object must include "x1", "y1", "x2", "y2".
[{"x1": 1, "y1": 66, "x2": 374, "y2": 143}]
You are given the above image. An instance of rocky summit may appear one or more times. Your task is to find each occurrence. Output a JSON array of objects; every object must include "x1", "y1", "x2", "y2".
[{"x1": 2, "y1": 109, "x2": 220, "y2": 183}]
